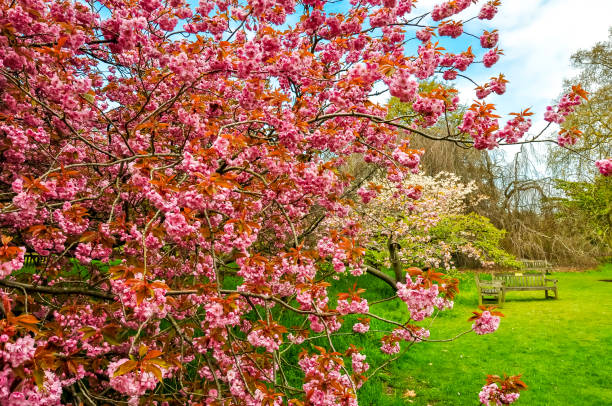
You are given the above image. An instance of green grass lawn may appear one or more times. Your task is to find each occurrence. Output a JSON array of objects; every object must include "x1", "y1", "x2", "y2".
[{"x1": 345, "y1": 264, "x2": 612, "y2": 405}]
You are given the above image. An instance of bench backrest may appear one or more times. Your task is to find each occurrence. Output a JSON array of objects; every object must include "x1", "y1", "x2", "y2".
[
  {"x1": 519, "y1": 259, "x2": 551, "y2": 271},
  {"x1": 493, "y1": 272, "x2": 545, "y2": 287},
  {"x1": 23, "y1": 253, "x2": 48, "y2": 267}
]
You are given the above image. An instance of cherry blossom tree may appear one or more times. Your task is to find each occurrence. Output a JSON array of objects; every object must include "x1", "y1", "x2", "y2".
[
  {"x1": 0, "y1": 0, "x2": 579, "y2": 404},
  {"x1": 339, "y1": 171, "x2": 517, "y2": 288}
]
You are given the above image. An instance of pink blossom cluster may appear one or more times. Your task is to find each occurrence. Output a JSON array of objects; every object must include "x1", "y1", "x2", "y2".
[
  {"x1": 0, "y1": 367, "x2": 63, "y2": 405},
  {"x1": 476, "y1": 74, "x2": 508, "y2": 99},
  {"x1": 108, "y1": 359, "x2": 159, "y2": 405},
  {"x1": 353, "y1": 321, "x2": 370, "y2": 333},
  {"x1": 315, "y1": 237, "x2": 350, "y2": 273},
  {"x1": 416, "y1": 28, "x2": 433, "y2": 42},
  {"x1": 357, "y1": 186, "x2": 378, "y2": 204},
  {"x1": 480, "y1": 30, "x2": 499, "y2": 48},
  {"x1": 438, "y1": 21, "x2": 463, "y2": 38},
  {"x1": 380, "y1": 340, "x2": 400, "y2": 355},
  {"x1": 459, "y1": 109, "x2": 500, "y2": 150},
  {"x1": 388, "y1": 69, "x2": 419, "y2": 103},
  {"x1": 75, "y1": 242, "x2": 112, "y2": 264},
  {"x1": 336, "y1": 298, "x2": 369, "y2": 315},
  {"x1": 483, "y1": 48, "x2": 501, "y2": 68},
  {"x1": 396, "y1": 277, "x2": 439, "y2": 321},
  {"x1": 544, "y1": 92, "x2": 582, "y2": 124},
  {"x1": 392, "y1": 147, "x2": 421, "y2": 169},
  {"x1": 431, "y1": 0, "x2": 472, "y2": 21},
  {"x1": 247, "y1": 328, "x2": 282, "y2": 352},
  {"x1": 393, "y1": 326, "x2": 430, "y2": 343},
  {"x1": 0, "y1": 335, "x2": 64, "y2": 405},
  {"x1": 595, "y1": 158, "x2": 612, "y2": 176},
  {"x1": 443, "y1": 69, "x2": 458, "y2": 81},
  {"x1": 479, "y1": 383, "x2": 520, "y2": 405},
  {"x1": 351, "y1": 352, "x2": 369, "y2": 375},
  {"x1": 110, "y1": 278, "x2": 169, "y2": 322},
  {"x1": 441, "y1": 51, "x2": 475, "y2": 72},
  {"x1": 204, "y1": 300, "x2": 242, "y2": 329},
  {"x1": 496, "y1": 115, "x2": 532, "y2": 144},
  {"x1": 556, "y1": 129, "x2": 580, "y2": 147},
  {"x1": 0, "y1": 246, "x2": 25, "y2": 278},
  {"x1": 25, "y1": 228, "x2": 67, "y2": 257},
  {"x1": 433, "y1": 296, "x2": 454, "y2": 311},
  {"x1": 1, "y1": 335, "x2": 36, "y2": 367},
  {"x1": 489, "y1": 76, "x2": 507, "y2": 95},
  {"x1": 412, "y1": 96, "x2": 446, "y2": 128},
  {"x1": 478, "y1": 1, "x2": 499, "y2": 20},
  {"x1": 52, "y1": 203, "x2": 89, "y2": 235},
  {"x1": 412, "y1": 45, "x2": 442, "y2": 80},
  {"x1": 299, "y1": 353, "x2": 357, "y2": 406},
  {"x1": 472, "y1": 311, "x2": 501, "y2": 335},
  {"x1": 404, "y1": 185, "x2": 423, "y2": 200}
]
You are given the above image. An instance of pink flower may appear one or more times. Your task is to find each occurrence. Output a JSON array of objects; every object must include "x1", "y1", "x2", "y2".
[
  {"x1": 431, "y1": 0, "x2": 472, "y2": 21},
  {"x1": 595, "y1": 158, "x2": 612, "y2": 176},
  {"x1": 454, "y1": 51, "x2": 475, "y2": 71},
  {"x1": 480, "y1": 30, "x2": 499, "y2": 48},
  {"x1": 353, "y1": 322, "x2": 370, "y2": 334},
  {"x1": 351, "y1": 352, "x2": 369, "y2": 374},
  {"x1": 416, "y1": 29, "x2": 432, "y2": 42},
  {"x1": 380, "y1": 341, "x2": 400, "y2": 354},
  {"x1": 472, "y1": 311, "x2": 500, "y2": 335},
  {"x1": 108, "y1": 359, "x2": 159, "y2": 400},
  {"x1": 336, "y1": 298, "x2": 369, "y2": 315},
  {"x1": 396, "y1": 277, "x2": 439, "y2": 321},
  {"x1": 483, "y1": 49, "x2": 501, "y2": 68},
  {"x1": 388, "y1": 69, "x2": 419, "y2": 103},
  {"x1": 357, "y1": 187, "x2": 378, "y2": 204},
  {"x1": 0, "y1": 246, "x2": 25, "y2": 278},
  {"x1": 247, "y1": 328, "x2": 282, "y2": 352},
  {"x1": 438, "y1": 21, "x2": 463, "y2": 39},
  {"x1": 392, "y1": 147, "x2": 422, "y2": 168},
  {"x1": 443, "y1": 69, "x2": 458, "y2": 81},
  {"x1": 479, "y1": 382, "x2": 521, "y2": 405},
  {"x1": 3, "y1": 335, "x2": 36, "y2": 367},
  {"x1": 478, "y1": 1, "x2": 499, "y2": 20}
]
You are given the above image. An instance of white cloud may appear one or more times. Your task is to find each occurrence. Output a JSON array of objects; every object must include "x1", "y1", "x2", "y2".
[{"x1": 494, "y1": 0, "x2": 611, "y2": 114}]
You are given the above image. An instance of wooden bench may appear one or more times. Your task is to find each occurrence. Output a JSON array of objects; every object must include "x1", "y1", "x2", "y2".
[
  {"x1": 494, "y1": 271, "x2": 558, "y2": 304},
  {"x1": 475, "y1": 274, "x2": 504, "y2": 306}
]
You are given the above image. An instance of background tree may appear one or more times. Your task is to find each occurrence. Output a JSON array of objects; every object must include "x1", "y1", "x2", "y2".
[{"x1": 547, "y1": 27, "x2": 612, "y2": 179}]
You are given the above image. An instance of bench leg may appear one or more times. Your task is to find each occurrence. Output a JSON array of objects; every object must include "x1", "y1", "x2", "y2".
[
  {"x1": 545, "y1": 289, "x2": 548, "y2": 299},
  {"x1": 500, "y1": 289, "x2": 506, "y2": 307},
  {"x1": 554, "y1": 287, "x2": 558, "y2": 299},
  {"x1": 478, "y1": 291, "x2": 482, "y2": 306}
]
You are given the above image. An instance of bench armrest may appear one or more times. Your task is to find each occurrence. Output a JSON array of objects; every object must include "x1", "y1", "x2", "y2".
[{"x1": 545, "y1": 278, "x2": 557, "y2": 284}]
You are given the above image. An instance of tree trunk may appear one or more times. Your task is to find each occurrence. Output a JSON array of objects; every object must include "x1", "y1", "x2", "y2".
[{"x1": 388, "y1": 237, "x2": 403, "y2": 284}]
